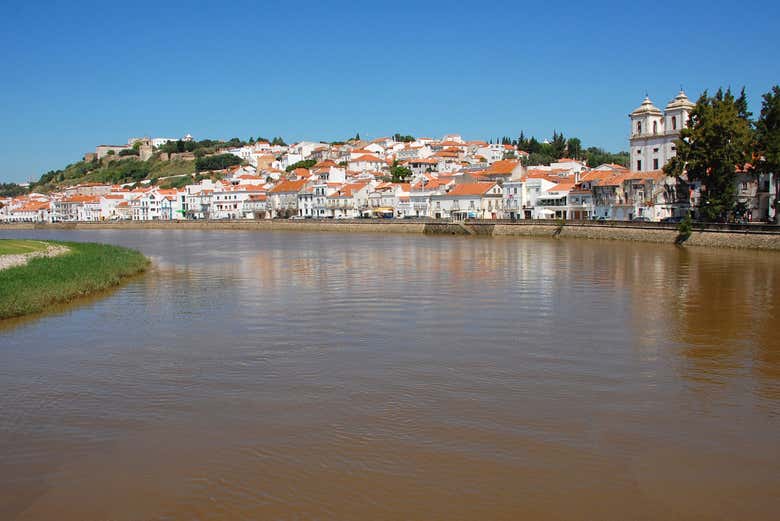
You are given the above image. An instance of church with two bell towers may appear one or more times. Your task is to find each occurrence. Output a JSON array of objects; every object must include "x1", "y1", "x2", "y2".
[{"x1": 629, "y1": 90, "x2": 695, "y2": 172}]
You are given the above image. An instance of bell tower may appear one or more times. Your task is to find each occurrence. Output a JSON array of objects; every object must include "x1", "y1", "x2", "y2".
[{"x1": 629, "y1": 96, "x2": 664, "y2": 171}]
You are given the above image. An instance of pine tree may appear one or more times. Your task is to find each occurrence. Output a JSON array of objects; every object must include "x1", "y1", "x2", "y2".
[{"x1": 550, "y1": 131, "x2": 567, "y2": 159}]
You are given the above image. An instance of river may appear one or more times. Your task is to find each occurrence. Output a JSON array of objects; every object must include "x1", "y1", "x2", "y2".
[{"x1": 1, "y1": 229, "x2": 778, "y2": 520}]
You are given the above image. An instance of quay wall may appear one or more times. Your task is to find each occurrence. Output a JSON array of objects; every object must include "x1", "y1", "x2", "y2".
[{"x1": 1, "y1": 220, "x2": 779, "y2": 251}]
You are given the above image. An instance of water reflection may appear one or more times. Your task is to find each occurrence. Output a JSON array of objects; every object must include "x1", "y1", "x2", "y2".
[{"x1": 0, "y1": 229, "x2": 778, "y2": 520}]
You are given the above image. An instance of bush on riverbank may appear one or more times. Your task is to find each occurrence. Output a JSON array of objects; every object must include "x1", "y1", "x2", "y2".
[{"x1": 0, "y1": 241, "x2": 149, "y2": 319}]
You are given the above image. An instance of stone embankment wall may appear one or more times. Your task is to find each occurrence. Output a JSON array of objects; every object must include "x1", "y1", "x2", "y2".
[
  {"x1": 1, "y1": 220, "x2": 779, "y2": 250},
  {"x1": 491, "y1": 221, "x2": 780, "y2": 250},
  {"x1": 0, "y1": 220, "x2": 428, "y2": 234}
]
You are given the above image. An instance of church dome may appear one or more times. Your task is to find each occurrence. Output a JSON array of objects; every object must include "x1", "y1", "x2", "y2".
[
  {"x1": 630, "y1": 96, "x2": 663, "y2": 117},
  {"x1": 665, "y1": 90, "x2": 695, "y2": 111}
]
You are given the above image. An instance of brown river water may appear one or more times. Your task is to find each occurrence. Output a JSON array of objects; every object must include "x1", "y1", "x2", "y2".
[{"x1": 1, "y1": 229, "x2": 779, "y2": 520}]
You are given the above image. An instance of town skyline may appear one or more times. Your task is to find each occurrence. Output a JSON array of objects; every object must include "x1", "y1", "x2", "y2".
[
  {"x1": 0, "y1": 88, "x2": 772, "y2": 184},
  {"x1": 2, "y1": 0, "x2": 779, "y2": 183}
]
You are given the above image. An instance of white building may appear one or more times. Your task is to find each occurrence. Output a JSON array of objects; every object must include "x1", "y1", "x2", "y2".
[
  {"x1": 629, "y1": 90, "x2": 695, "y2": 172},
  {"x1": 430, "y1": 182, "x2": 503, "y2": 220}
]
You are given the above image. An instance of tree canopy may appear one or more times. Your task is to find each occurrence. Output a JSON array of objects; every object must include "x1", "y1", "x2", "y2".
[
  {"x1": 393, "y1": 133, "x2": 415, "y2": 142},
  {"x1": 754, "y1": 86, "x2": 780, "y2": 177},
  {"x1": 0, "y1": 183, "x2": 28, "y2": 198},
  {"x1": 664, "y1": 88, "x2": 753, "y2": 222},
  {"x1": 195, "y1": 153, "x2": 242, "y2": 172},
  {"x1": 285, "y1": 159, "x2": 317, "y2": 172},
  {"x1": 390, "y1": 161, "x2": 412, "y2": 183}
]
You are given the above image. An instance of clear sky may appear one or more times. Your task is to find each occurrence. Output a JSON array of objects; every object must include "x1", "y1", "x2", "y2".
[{"x1": 1, "y1": 0, "x2": 778, "y2": 183}]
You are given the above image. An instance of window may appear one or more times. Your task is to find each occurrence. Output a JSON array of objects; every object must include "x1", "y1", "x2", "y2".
[
  {"x1": 653, "y1": 158, "x2": 659, "y2": 169},
  {"x1": 637, "y1": 122, "x2": 642, "y2": 134},
  {"x1": 652, "y1": 121, "x2": 658, "y2": 134},
  {"x1": 637, "y1": 160, "x2": 642, "y2": 171},
  {"x1": 741, "y1": 182, "x2": 748, "y2": 190},
  {"x1": 653, "y1": 148, "x2": 659, "y2": 153},
  {"x1": 672, "y1": 116, "x2": 677, "y2": 130}
]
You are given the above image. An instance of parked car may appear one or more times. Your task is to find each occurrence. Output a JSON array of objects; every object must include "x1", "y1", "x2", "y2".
[
  {"x1": 660, "y1": 216, "x2": 683, "y2": 224},
  {"x1": 631, "y1": 216, "x2": 651, "y2": 222}
]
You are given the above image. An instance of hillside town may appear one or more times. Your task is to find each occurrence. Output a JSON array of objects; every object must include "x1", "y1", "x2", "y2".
[{"x1": 2, "y1": 91, "x2": 778, "y2": 224}]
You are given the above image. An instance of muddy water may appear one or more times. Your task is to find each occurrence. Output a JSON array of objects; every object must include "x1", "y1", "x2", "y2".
[{"x1": 1, "y1": 230, "x2": 778, "y2": 520}]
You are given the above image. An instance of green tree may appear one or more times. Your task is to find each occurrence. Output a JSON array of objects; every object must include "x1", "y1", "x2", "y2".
[
  {"x1": 550, "y1": 131, "x2": 566, "y2": 159},
  {"x1": 285, "y1": 159, "x2": 317, "y2": 172},
  {"x1": 755, "y1": 86, "x2": 780, "y2": 175},
  {"x1": 664, "y1": 88, "x2": 753, "y2": 222},
  {"x1": 195, "y1": 153, "x2": 241, "y2": 172},
  {"x1": 0, "y1": 183, "x2": 28, "y2": 197},
  {"x1": 567, "y1": 137, "x2": 582, "y2": 159},
  {"x1": 755, "y1": 85, "x2": 780, "y2": 222},
  {"x1": 584, "y1": 147, "x2": 629, "y2": 167},
  {"x1": 390, "y1": 161, "x2": 412, "y2": 183}
]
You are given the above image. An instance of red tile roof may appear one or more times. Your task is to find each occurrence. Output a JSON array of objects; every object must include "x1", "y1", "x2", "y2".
[{"x1": 446, "y1": 183, "x2": 496, "y2": 196}]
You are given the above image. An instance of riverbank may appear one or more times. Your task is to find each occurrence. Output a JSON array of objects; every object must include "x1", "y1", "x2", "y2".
[
  {"x1": 1, "y1": 219, "x2": 779, "y2": 250},
  {"x1": 0, "y1": 240, "x2": 70, "y2": 270},
  {"x1": 0, "y1": 240, "x2": 149, "y2": 319}
]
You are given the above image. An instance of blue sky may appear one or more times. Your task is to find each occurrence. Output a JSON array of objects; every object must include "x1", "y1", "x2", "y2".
[{"x1": 1, "y1": 0, "x2": 778, "y2": 183}]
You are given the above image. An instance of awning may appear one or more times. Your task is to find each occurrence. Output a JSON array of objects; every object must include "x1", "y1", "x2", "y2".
[{"x1": 536, "y1": 209, "x2": 555, "y2": 216}]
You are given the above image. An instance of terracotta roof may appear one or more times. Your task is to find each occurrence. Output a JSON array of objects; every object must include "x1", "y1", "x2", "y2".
[
  {"x1": 351, "y1": 154, "x2": 383, "y2": 163},
  {"x1": 485, "y1": 159, "x2": 519, "y2": 176},
  {"x1": 59, "y1": 195, "x2": 100, "y2": 203},
  {"x1": 548, "y1": 183, "x2": 575, "y2": 192},
  {"x1": 313, "y1": 160, "x2": 338, "y2": 169},
  {"x1": 269, "y1": 179, "x2": 307, "y2": 193},
  {"x1": 16, "y1": 201, "x2": 50, "y2": 212},
  {"x1": 446, "y1": 183, "x2": 496, "y2": 196}
]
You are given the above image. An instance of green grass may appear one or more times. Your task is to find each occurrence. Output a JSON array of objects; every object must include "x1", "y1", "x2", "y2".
[
  {"x1": 0, "y1": 239, "x2": 50, "y2": 255},
  {"x1": 0, "y1": 240, "x2": 149, "y2": 319}
]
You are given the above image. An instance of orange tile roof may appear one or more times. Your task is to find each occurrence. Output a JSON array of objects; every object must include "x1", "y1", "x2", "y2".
[
  {"x1": 352, "y1": 154, "x2": 383, "y2": 162},
  {"x1": 17, "y1": 201, "x2": 50, "y2": 212},
  {"x1": 485, "y1": 159, "x2": 519, "y2": 175},
  {"x1": 269, "y1": 179, "x2": 307, "y2": 193},
  {"x1": 60, "y1": 195, "x2": 100, "y2": 203},
  {"x1": 446, "y1": 183, "x2": 496, "y2": 196},
  {"x1": 548, "y1": 182, "x2": 575, "y2": 192},
  {"x1": 313, "y1": 160, "x2": 338, "y2": 169}
]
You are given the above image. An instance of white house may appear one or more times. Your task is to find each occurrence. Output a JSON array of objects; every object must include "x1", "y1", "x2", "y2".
[
  {"x1": 430, "y1": 182, "x2": 503, "y2": 220},
  {"x1": 348, "y1": 154, "x2": 386, "y2": 174}
]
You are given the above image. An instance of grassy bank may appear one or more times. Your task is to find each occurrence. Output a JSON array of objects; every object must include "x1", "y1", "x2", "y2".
[
  {"x1": 0, "y1": 240, "x2": 149, "y2": 319},
  {"x1": 0, "y1": 239, "x2": 49, "y2": 255}
]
